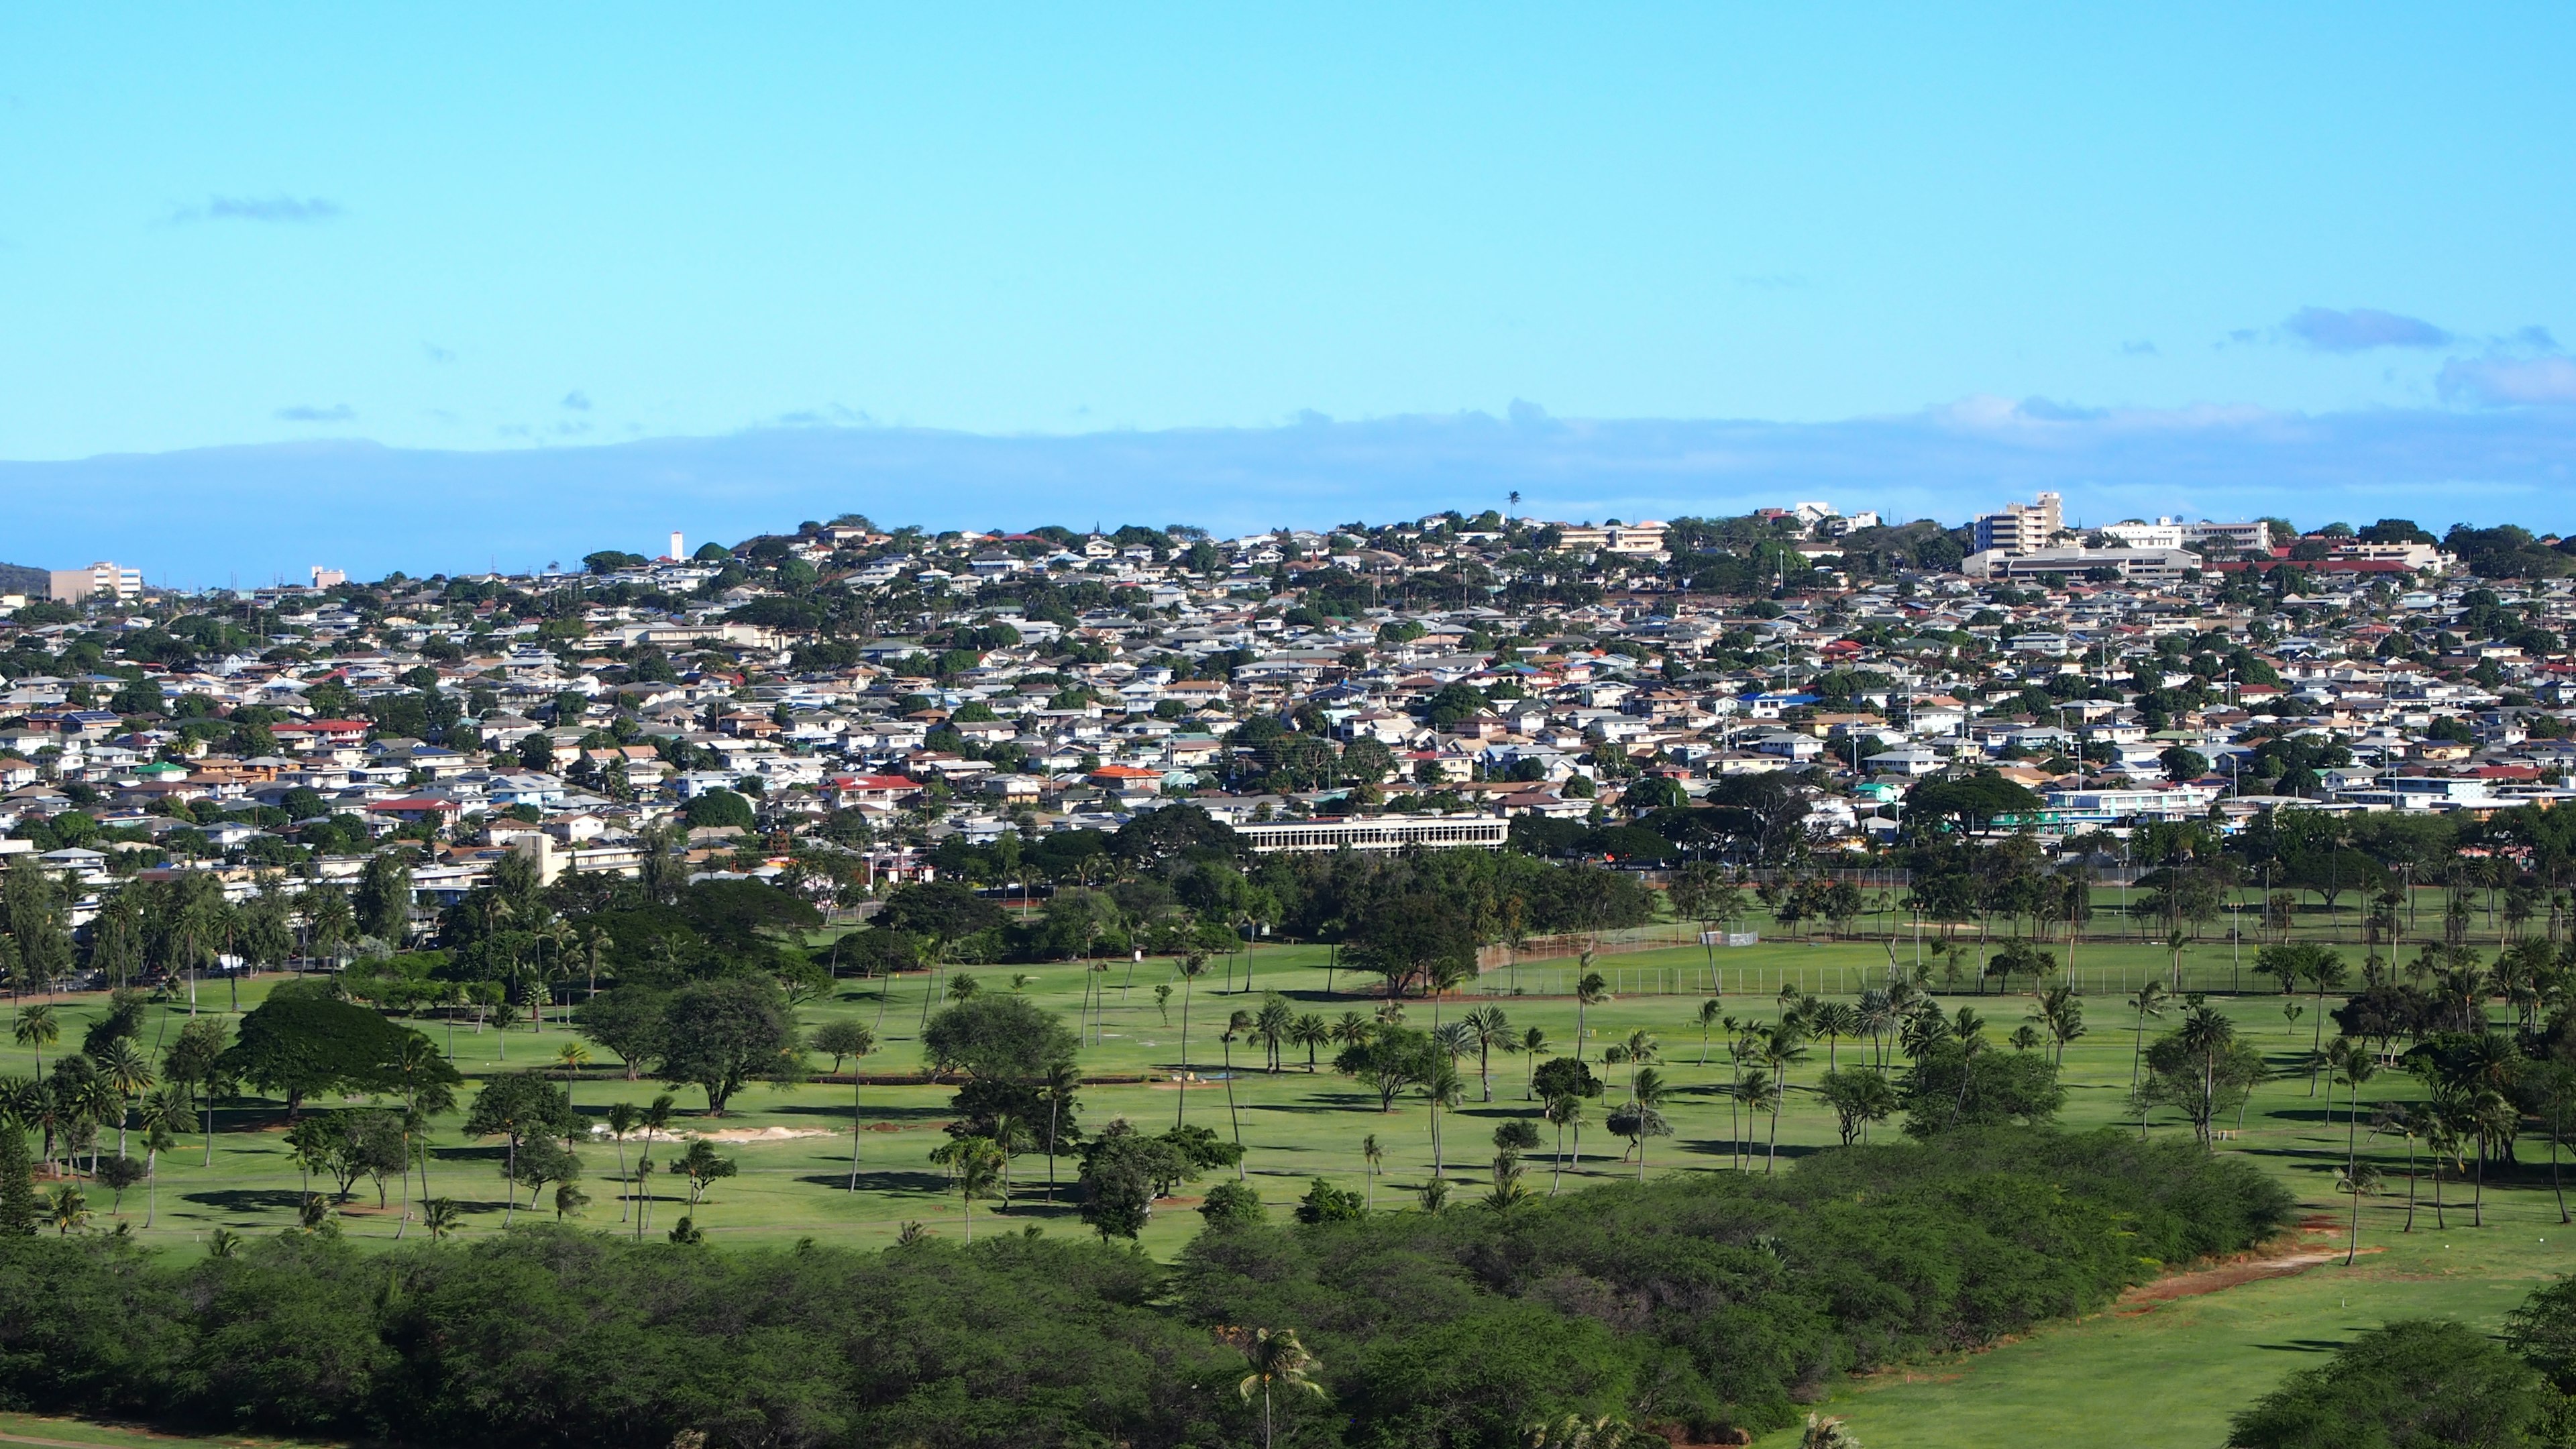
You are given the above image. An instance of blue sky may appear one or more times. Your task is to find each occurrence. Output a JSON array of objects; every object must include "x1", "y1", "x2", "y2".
[{"x1": 5, "y1": 5, "x2": 2576, "y2": 576}]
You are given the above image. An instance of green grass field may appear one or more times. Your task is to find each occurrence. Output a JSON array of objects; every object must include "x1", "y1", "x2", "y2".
[{"x1": 6, "y1": 911, "x2": 2566, "y2": 1448}]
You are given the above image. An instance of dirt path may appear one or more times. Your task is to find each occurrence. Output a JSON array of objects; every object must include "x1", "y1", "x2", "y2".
[{"x1": 2116, "y1": 1226, "x2": 2379, "y2": 1311}]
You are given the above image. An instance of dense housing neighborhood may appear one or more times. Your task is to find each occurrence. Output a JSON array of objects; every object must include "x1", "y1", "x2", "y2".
[{"x1": 3, "y1": 504, "x2": 2576, "y2": 953}]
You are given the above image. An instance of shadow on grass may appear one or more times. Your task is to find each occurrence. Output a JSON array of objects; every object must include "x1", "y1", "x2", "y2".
[
  {"x1": 767, "y1": 1102, "x2": 954, "y2": 1122},
  {"x1": 794, "y1": 1169, "x2": 952, "y2": 1195},
  {"x1": 1256, "y1": 1095, "x2": 1395, "y2": 1114},
  {"x1": 179, "y1": 1189, "x2": 311, "y2": 1214},
  {"x1": 2255, "y1": 1338, "x2": 2359, "y2": 1354}
]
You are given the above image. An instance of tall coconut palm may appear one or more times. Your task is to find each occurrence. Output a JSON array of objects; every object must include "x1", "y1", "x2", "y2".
[
  {"x1": 1572, "y1": 969, "x2": 1609, "y2": 1061},
  {"x1": 1629, "y1": 1067, "x2": 1672, "y2": 1181},
  {"x1": 1361, "y1": 1132, "x2": 1383, "y2": 1210},
  {"x1": 93, "y1": 1038, "x2": 154, "y2": 1159},
  {"x1": 1543, "y1": 1093, "x2": 1582, "y2": 1195},
  {"x1": 1461, "y1": 1006, "x2": 1515, "y2": 1101},
  {"x1": 1174, "y1": 949, "x2": 1211, "y2": 1129},
  {"x1": 135, "y1": 1085, "x2": 191, "y2": 1230},
  {"x1": 1521, "y1": 1027, "x2": 1550, "y2": 1098},
  {"x1": 1419, "y1": 1059, "x2": 1462, "y2": 1177},
  {"x1": 2125, "y1": 981, "x2": 2169, "y2": 1134},
  {"x1": 634, "y1": 1093, "x2": 676, "y2": 1239},
  {"x1": 606, "y1": 1101, "x2": 641, "y2": 1219},
  {"x1": 1222, "y1": 1010, "x2": 1253, "y2": 1173},
  {"x1": 1696, "y1": 998, "x2": 1724, "y2": 1065},
  {"x1": 932, "y1": 1134, "x2": 1006, "y2": 1242},
  {"x1": 1616, "y1": 1030, "x2": 1660, "y2": 1093},
  {"x1": 1235, "y1": 1328, "x2": 1326, "y2": 1449},
  {"x1": 553, "y1": 1041, "x2": 590, "y2": 1107}
]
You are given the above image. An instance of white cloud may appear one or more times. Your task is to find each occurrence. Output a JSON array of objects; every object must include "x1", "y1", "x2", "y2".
[{"x1": 2440, "y1": 354, "x2": 2576, "y2": 407}]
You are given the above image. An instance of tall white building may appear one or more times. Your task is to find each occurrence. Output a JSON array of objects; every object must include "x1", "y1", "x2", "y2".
[
  {"x1": 48, "y1": 561, "x2": 143, "y2": 604},
  {"x1": 1972, "y1": 492, "x2": 2063, "y2": 554}
]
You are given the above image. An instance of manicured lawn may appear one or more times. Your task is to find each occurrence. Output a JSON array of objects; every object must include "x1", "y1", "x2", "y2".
[{"x1": 7, "y1": 916, "x2": 2566, "y2": 1446}]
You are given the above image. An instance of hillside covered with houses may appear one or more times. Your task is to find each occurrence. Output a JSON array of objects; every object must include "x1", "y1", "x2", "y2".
[{"x1": 4, "y1": 503, "x2": 2576, "y2": 975}]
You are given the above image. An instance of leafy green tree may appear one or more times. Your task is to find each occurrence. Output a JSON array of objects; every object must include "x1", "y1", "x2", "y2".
[
  {"x1": 922, "y1": 994, "x2": 1081, "y2": 1150},
  {"x1": 879, "y1": 880, "x2": 1006, "y2": 959},
  {"x1": 1199, "y1": 1180, "x2": 1265, "y2": 1230},
  {"x1": 682, "y1": 789, "x2": 756, "y2": 830},
  {"x1": 1293, "y1": 1177, "x2": 1366, "y2": 1224},
  {"x1": 1335, "y1": 1026, "x2": 1439, "y2": 1112},
  {"x1": 216, "y1": 995, "x2": 450, "y2": 1116},
  {"x1": 1817, "y1": 1068, "x2": 1898, "y2": 1146},
  {"x1": 353, "y1": 853, "x2": 415, "y2": 945},
  {"x1": 462, "y1": 1072, "x2": 577, "y2": 1226},
  {"x1": 657, "y1": 977, "x2": 798, "y2": 1115},
  {"x1": 577, "y1": 986, "x2": 670, "y2": 1080},
  {"x1": 1899, "y1": 1039, "x2": 2065, "y2": 1137}
]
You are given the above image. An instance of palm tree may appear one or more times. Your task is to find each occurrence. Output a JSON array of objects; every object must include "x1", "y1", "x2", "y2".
[
  {"x1": 1361, "y1": 1132, "x2": 1384, "y2": 1210},
  {"x1": 1810, "y1": 1004, "x2": 1859, "y2": 1071},
  {"x1": 1462, "y1": 1006, "x2": 1514, "y2": 1101},
  {"x1": 45, "y1": 1183, "x2": 88, "y2": 1235},
  {"x1": 1254, "y1": 996, "x2": 1295, "y2": 1073},
  {"x1": 1236, "y1": 1328, "x2": 1326, "y2": 1449},
  {"x1": 1572, "y1": 969, "x2": 1609, "y2": 1061},
  {"x1": 1617, "y1": 1029, "x2": 1660, "y2": 1093},
  {"x1": 1420, "y1": 1059, "x2": 1462, "y2": 1177},
  {"x1": 421, "y1": 1197, "x2": 462, "y2": 1241},
  {"x1": 1543, "y1": 1093, "x2": 1582, "y2": 1195},
  {"x1": 2337, "y1": 1160, "x2": 2384, "y2": 1267},
  {"x1": 606, "y1": 1101, "x2": 641, "y2": 1220},
  {"x1": 1037, "y1": 1059, "x2": 1079, "y2": 1203},
  {"x1": 1289, "y1": 1013, "x2": 1330, "y2": 1071},
  {"x1": 1758, "y1": 1024, "x2": 1807, "y2": 1175},
  {"x1": 1175, "y1": 949, "x2": 1210, "y2": 1129},
  {"x1": 1629, "y1": 1067, "x2": 1671, "y2": 1181},
  {"x1": 11, "y1": 1005, "x2": 57, "y2": 1076},
  {"x1": 1696, "y1": 998, "x2": 1724, "y2": 1065},
  {"x1": 553, "y1": 1042, "x2": 590, "y2": 1107},
  {"x1": 2333, "y1": 1045, "x2": 2377, "y2": 1175},
  {"x1": 2126, "y1": 981, "x2": 2169, "y2": 1135},
  {"x1": 934, "y1": 1134, "x2": 1006, "y2": 1242},
  {"x1": 1521, "y1": 1027, "x2": 1550, "y2": 1098},
  {"x1": 136, "y1": 1085, "x2": 190, "y2": 1229},
  {"x1": 635, "y1": 1093, "x2": 676, "y2": 1239},
  {"x1": 1737, "y1": 1072, "x2": 1784, "y2": 1175},
  {"x1": 93, "y1": 1038, "x2": 153, "y2": 1159},
  {"x1": 1222, "y1": 1010, "x2": 1253, "y2": 1172}
]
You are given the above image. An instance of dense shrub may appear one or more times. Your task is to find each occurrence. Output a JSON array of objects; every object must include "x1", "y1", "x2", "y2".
[{"x1": 0, "y1": 1129, "x2": 2290, "y2": 1448}]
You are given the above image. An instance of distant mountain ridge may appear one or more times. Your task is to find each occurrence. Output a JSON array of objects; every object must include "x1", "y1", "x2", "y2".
[
  {"x1": 2, "y1": 404, "x2": 2573, "y2": 584},
  {"x1": 0, "y1": 562, "x2": 48, "y2": 596}
]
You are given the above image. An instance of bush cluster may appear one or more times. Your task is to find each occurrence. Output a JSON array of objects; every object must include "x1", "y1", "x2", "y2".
[{"x1": 0, "y1": 1128, "x2": 2288, "y2": 1448}]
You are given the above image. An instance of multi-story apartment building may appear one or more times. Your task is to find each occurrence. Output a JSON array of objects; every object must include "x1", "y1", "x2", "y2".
[{"x1": 1972, "y1": 493, "x2": 2062, "y2": 554}]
